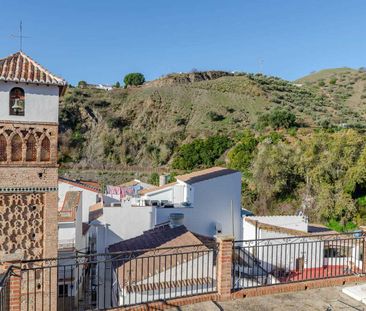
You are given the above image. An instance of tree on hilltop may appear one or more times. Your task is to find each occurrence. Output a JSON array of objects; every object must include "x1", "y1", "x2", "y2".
[
  {"x1": 78, "y1": 80, "x2": 87, "y2": 88},
  {"x1": 123, "y1": 73, "x2": 145, "y2": 87}
]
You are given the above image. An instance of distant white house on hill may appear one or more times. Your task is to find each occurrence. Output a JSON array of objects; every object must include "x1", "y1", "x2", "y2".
[{"x1": 87, "y1": 83, "x2": 113, "y2": 91}]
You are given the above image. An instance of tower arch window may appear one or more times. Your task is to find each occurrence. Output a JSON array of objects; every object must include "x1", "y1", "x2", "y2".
[
  {"x1": 26, "y1": 135, "x2": 37, "y2": 161},
  {"x1": 9, "y1": 88, "x2": 25, "y2": 116},
  {"x1": 40, "y1": 137, "x2": 50, "y2": 161},
  {"x1": 11, "y1": 134, "x2": 22, "y2": 161},
  {"x1": 0, "y1": 135, "x2": 7, "y2": 161}
]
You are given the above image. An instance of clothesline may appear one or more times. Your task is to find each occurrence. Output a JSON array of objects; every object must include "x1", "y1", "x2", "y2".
[{"x1": 105, "y1": 184, "x2": 142, "y2": 200}]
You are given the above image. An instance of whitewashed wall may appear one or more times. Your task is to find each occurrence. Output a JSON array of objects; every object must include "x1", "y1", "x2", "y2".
[
  {"x1": 156, "y1": 172, "x2": 242, "y2": 239},
  {"x1": 0, "y1": 81, "x2": 59, "y2": 123},
  {"x1": 101, "y1": 206, "x2": 156, "y2": 247},
  {"x1": 58, "y1": 222, "x2": 75, "y2": 242},
  {"x1": 144, "y1": 187, "x2": 174, "y2": 201},
  {"x1": 242, "y1": 219, "x2": 322, "y2": 271},
  {"x1": 75, "y1": 196, "x2": 86, "y2": 252}
]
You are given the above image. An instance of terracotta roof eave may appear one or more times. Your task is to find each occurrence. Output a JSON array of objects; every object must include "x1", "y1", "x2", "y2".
[
  {"x1": 176, "y1": 167, "x2": 239, "y2": 185},
  {"x1": 244, "y1": 218, "x2": 308, "y2": 237},
  {"x1": 0, "y1": 51, "x2": 67, "y2": 87},
  {"x1": 0, "y1": 77, "x2": 67, "y2": 86},
  {"x1": 139, "y1": 182, "x2": 177, "y2": 195},
  {"x1": 58, "y1": 177, "x2": 100, "y2": 193}
]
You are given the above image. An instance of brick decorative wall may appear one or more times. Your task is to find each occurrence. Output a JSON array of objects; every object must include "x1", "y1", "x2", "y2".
[
  {"x1": 0, "y1": 123, "x2": 58, "y2": 166},
  {"x1": 0, "y1": 193, "x2": 44, "y2": 260},
  {"x1": 216, "y1": 234, "x2": 234, "y2": 300}
]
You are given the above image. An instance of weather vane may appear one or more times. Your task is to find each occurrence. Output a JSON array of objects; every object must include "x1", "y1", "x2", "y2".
[{"x1": 11, "y1": 21, "x2": 30, "y2": 51}]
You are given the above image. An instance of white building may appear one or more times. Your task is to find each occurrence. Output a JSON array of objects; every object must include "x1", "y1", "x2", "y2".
[
  {"x1": 140, "y1": 167, "x2": 242, "y2": 239},
  {"x1": 86, "y1": 83, "x2": 113, "y2": 91},
  {"x1": 87, "y1": 167, "x2": 242, "y2": 254}
]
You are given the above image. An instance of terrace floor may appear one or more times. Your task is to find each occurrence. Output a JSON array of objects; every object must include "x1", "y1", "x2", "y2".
[
  {"x1": 279, "y1": 265, "x2": 362, "y2": 282},
  {"x1": 171, "y1": 284, "x2": 366, "y2": 310}
]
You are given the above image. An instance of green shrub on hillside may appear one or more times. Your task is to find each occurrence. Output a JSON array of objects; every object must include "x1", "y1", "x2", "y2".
[
  {"x1": 148, "y1": 172, "x2": 159, "y2": 186},
  {"x1": 257, "y1": 108, "x2": 297, "y2": 129},
  {"x1": 207, "y1": 111, "x2": 225, "y2": 121},
  {"x1": 172, "y1": 135, "x2": 232, "y2": 170},
  {"x1": 106, "y1": 117, "x2": 130, "y2": 129},
  {"x1": 228, "y1": 130, "x2": 257, "y2": 177},
  {"x1": 329, "y1": 78, "x2": 337, "y2": 85}
]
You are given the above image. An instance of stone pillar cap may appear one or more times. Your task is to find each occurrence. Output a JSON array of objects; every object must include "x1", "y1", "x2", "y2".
[{"x1": 215, "y1": 234, "x2": 234, "y2": 241}]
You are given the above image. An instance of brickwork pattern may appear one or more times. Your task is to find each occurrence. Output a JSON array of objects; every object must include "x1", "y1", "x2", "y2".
[{"x1": 0, "y1": 194, "x2": 44, "y2": 260}]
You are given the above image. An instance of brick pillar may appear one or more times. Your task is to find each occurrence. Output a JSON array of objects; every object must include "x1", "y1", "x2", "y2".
[
  {"x1": 8, "y1": 266, "x2": 21, "y2": 311},
  {"x1": 216, "y1": 234, "x2": 234, "y2": 300}
]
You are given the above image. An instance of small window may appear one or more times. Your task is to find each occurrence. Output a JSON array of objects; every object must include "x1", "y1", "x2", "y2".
[
  {"x1": 0, "y1": 135, "x2": 7, "y2": 161},
  {"x1": 11, "y1": 134, "x2": 22, "y2": 161},
  {"x1": 40, "y1": 137, "x2": 50, "y2": 161},
  {"x1": 9, "y1": 88, "x2": 25, "y2": 116},
  {"x1": 26, "y1": 135, "x2": 37, "y2": 161}
]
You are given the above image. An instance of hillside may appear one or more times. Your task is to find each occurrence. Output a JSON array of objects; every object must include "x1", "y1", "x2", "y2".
[
  {"x1": 59, "y1": 69, "x2": 366, "y2": 227},
  {"x1": 297, "y1": 67, "x2": 366, "y2": 126},
  {"x1": 59, "y1": 70, "x2": 358, "y2": 170}
]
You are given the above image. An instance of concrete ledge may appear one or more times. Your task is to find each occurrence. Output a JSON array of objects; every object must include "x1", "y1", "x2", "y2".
[
  {"x1": 232, "y1": 275, "x2": 366, "y2": 299},
  {"x1": 119, "y1": 293, "x2": 219, "y2": 310},
  {"x1": 215, "y1": 234, "x2": 234, "y2": 242}
]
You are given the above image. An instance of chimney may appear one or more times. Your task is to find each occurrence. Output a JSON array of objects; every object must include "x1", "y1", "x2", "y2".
[
  {"x1": 169, "y1": 213, "x2": 184, "y2": 228},
  {"x1": 159, "y1": 174, "x2": 169, "y2": 186}
]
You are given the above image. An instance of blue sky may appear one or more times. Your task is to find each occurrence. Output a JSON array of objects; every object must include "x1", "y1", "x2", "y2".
[{"x1": 1, "y1": 0, "x2": 365, "y2": 85}]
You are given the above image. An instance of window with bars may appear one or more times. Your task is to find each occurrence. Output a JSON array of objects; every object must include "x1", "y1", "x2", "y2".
[
  {"x1": 40, "y1": 137, "x2": 50, "y2": 161},
  {"x1": 0, "y1": 135, "x2": 6, "y2": 161},
  {"x1": 11, "y1": 134, "x2": 22, "y2": 161},
  {"x1": 26, "y1": 135, "x2": 37, "y2": 161}
]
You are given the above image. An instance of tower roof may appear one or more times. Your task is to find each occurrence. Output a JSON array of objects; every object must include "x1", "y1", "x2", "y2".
[{"x1": 0, "y1": 51, "x2": 67, "y2": 94}]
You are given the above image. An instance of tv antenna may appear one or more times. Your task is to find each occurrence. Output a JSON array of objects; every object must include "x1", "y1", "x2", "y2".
[
  {"x1": 257, "y1": 58, "x2": 264, "y2": 74},
  {"x1": 10, "y1": 21, "x2": 30, "y2": 51}
]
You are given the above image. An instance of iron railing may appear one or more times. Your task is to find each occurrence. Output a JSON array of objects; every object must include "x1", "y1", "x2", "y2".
[
  {"x1": 233, "y1": 232, "x2": 364, "y2": 290},
  {"x1": 16, "y1": 242, "x2": 218, "y2": 310},
  {"x1": 0, "y1": 267, "x2": 11, "y2": 311}
]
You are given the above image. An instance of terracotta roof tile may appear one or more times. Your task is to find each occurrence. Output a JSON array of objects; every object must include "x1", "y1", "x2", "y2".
[
  {"x1": 0, "y1": 51, "x2": 67, "y2": 89},
  {"x1": 125, "y1": 277, "x2": 214, "y2": 293},
  {"x1": 109, "y1": 225, "x2": 215, "y2": 285},
  {"x1": 58, "y1": 191, "x2": 81, "y2": 222},
  {"x1": 176, "y1": 167, "x2": 238, "y2": 184},
  {"x1": 59, "y1": 176, "x2": 100, "y2": 193},
  {"x1": 139, "y1": 182, "x2": 177, "y2": 195}
]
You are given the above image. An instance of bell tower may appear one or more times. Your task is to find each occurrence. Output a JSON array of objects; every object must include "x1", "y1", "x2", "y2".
[{"x1": 0, "y1": 51, "x2": 67, "y2": 262}]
